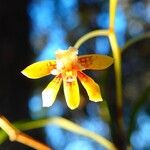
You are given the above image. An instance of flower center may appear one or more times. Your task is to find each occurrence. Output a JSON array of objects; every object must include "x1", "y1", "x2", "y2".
[{"x1": 55, "y1": 47, "x2": 79, "y2": 82}]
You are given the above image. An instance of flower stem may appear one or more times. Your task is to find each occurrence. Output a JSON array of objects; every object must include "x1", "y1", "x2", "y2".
[
  {"x1": 109, "y1": 0, "x2": 123, "y2": 110},
  {"x1": 109, "y1": 0, "x2": 118, "y2": 29},
  {"x1": 0, "y1": 117, "x2": 118, "y2": 150},
  {"x1": 74, "y1": 0, "x2": 126, "y2": 149},
  {"x1": 0, "y1": 116, "x2": 51, "y2": 150},
  {"x1": 108, "y1": 30, "x2": 122, "y2": 110},
  {"x1": 74, "y1": 30, "x2": 109, "y2": 49}
]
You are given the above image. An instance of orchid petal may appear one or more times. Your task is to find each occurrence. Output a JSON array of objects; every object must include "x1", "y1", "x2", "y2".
[
  {"x1": 78, "y1": 71, "x2": 103, "y2": 102},
  {"x1": 78, "y1": 54, "x2": 113, "y2": 70},
  {"x1": 42, "y1": 75, "x2": 62, "y2": 107},
  {"x1": 21, "y1": 60, "x2": 56, "y2": 79},
  {"x1": 63, "y1": 78, "x2": 80, "y2": 110}
]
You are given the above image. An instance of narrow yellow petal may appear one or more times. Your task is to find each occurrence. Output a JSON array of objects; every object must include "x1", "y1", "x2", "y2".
[
  {"x1": 42, "y1": 75, "x2": 62, "y2": 107},
  {"x1": 77, "y1": 71, "x2": 103, "y2": 102},
  {"x1": 63, "y1": 78, "x2": 80, "y2": 110},
  {"x1": 78, "y1": 54, "x2": 113, "y2": 70},
  {"x1": 21, "y1": 60, "x2": 56, "y2": 79}
]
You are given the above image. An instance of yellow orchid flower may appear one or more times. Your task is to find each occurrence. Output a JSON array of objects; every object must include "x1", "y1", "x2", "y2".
[{"x1": 22, "y1": 47, "x2": 113, "y2": 109}]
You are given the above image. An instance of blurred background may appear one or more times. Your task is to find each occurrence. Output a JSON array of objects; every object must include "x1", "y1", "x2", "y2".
[{"x1": 0, "y1": 0, "x2": 150, "y2": 149}]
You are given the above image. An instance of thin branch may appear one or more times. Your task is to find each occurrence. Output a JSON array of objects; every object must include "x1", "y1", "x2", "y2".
[
  {"x1": 122, "y1": 32, "x2": 150, "y2": 51},
  {"x1": 0, "y1": 116, "x2": 51, "y2": 150},
  {"x1": 7, "y1": 117, "x2": 118, "y2": 150},
  {"x1": 74, "y1": 30, "x2": 109, "y2": 49}
]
